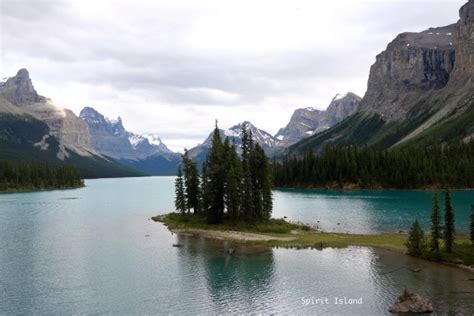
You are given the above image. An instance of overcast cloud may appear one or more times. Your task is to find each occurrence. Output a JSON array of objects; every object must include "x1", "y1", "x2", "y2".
[{"x1": 0, "y1": 0, "x2": 466, "y2": 151}]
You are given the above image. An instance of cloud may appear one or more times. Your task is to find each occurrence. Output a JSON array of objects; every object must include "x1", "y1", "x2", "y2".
[{"x1": 0, "y1": 0, "x2": 466, "y2": 151}]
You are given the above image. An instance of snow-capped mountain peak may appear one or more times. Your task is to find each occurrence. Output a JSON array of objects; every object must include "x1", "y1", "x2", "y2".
[{"x1": 142, "y1": 133, "x2": 164, "y2": 146}]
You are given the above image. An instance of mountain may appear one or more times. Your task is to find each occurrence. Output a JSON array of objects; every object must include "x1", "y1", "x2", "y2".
[
  {"x1": 80, "y1": 106, "x2": 180, "y2": 175},
  {"x1": 275, "y1": 92, "x2": 361, "y2": 146},
  {"x1": 0, "y1": 69, "x2": 142, "y2": 178},
  {"x1": 288, "y1": 1, "x2": 474, "y2": 155},
  {"x1": 188, "y1": 121, "x2": 281, "y2": 165}
]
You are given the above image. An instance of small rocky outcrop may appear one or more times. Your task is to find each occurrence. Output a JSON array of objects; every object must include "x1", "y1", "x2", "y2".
[{"x1": 389, "y1": 290, "x2": 433, "y2": 314}]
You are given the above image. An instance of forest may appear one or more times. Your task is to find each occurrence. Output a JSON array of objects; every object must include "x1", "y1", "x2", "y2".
[
  {"x1": 175, "y1": 123, "x2": 273, "y2": 224},
  {"x1": 0, "y1": 160, "x2": 83, "y2": 192},
  {"x1": 272, "y1": 142, "x2": 474, "y2": 189}
]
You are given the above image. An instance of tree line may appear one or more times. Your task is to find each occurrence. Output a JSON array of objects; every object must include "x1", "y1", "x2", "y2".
[
  {"x1": 0, "y1": 160, "x2": 83, "y2": 191},
  {"x1": 406, "y1": 190, "x2": 474, "y2": 260},
  {"x1": 272, "y1": 142, "x2": 474, "y2": 189},
  {"x1": 175, "y1": 123, "x2": 273, "y2": 224}
]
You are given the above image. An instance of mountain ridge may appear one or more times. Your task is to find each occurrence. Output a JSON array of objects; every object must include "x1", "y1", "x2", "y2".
[
  {"x1": 287, "y1": 1, "x2": 474, "y2": 155},
  {"x1": 0, "y1": 69, "x2": 143, "y2": 178},
  {"x1": 275, "y1": 92, "x2": 361, "y2": 146},
  {"x1": 79, "y1": 106, "x2": 180, "y2": 175}
]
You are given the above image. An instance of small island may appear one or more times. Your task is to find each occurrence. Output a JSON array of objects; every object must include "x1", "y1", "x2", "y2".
[
  {"x1": 153, "y1": 123, "x2": 474, "y2": 271},
  {"x1": 153, "y1": 212, "x2": 473, "y2": 268}
]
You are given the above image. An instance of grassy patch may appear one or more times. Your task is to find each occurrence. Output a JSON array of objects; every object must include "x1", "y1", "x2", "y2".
[
  {"x1": 152, "y1": 212, "x2": 310, "y2": 235},
  {"x1": 153, "y1": 213, "x2": 474, "y2": 266}
]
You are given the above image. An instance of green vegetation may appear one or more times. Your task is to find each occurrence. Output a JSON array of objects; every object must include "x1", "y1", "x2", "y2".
[
  {"x1": 287, "y1": 99, "x2": 473, "y2": 155},
  {"x1": 404, "y1": 190, "x2": 474, "y2": 265},
  {"x1": 444, "y1": 189, "x2": 455, "y2": 253},
  {"x1": 471, "y1": 204, "x2": 474, "y2": 246},
  {"x1": 175, "y1": 122, "x2": 273, "y2": 225},
  {"x1": 174, "y1": 167, "x2": 186, "y2": 214},
  {"x1": 287, "y1": 112, "x2": 386, "y2": 154},
  {"x1": 408, "y1": 102, "x2": 474, "y2": 146},
  {"x1": 405, "y1": 219, "x2": 426, "y2": 257},
  {"x1": 0, "y1": 114, "x2": 144, "y2": 179},
  {"x1": 153, "y1": 213, "x2": 473, "y2": 264},
  {"x1": 181, "y1": 150, "x2": 200, "y2": 213},
  {"x1": 272, "y1": 142, "x2": 474, "y2": 189},
  {"x1": 153, "y1": 212, "x2": 309, "y2": 235},
  {"x1": 430, "y1": 192, "x2": 442, "y2": 257},
  {"x1": 0, "y1": 160, "x2": 83, "y2": 192}
]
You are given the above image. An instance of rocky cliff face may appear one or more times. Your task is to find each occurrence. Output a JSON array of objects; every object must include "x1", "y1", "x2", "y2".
[
  {"x1": 80, "y1": 107, "x2": 135, "y2": 159},
  {"x1": 288, "y1": 0, "x2": 474, "y2": 154},
  {"x1": 449, "y1": 1, "x2": 474, "y2": 86},
  {"x1": 0, "y1": 69, "x2": 94, "y2": 158},
  {"x1": 80, "y1": 106, "x2": 176, "y2": 161},
  {"x1": 0, "y1": 69, "x2": 46, "y2": 107},
  {"x1": 276, "y1": 93, "x2": 361, "y2": 146},
  {"x1": 360, "y1": 25, "x2": 456, "y2": 119}
]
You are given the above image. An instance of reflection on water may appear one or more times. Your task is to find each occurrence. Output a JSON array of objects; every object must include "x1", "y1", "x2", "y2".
[{"x1": 0, "y1": 177, "x2": 473, "y2": 314}]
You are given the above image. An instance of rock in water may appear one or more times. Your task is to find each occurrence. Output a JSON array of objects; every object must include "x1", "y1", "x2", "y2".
[{"x1": 389, "y1": 290, "x2": 433, "y2": 314}]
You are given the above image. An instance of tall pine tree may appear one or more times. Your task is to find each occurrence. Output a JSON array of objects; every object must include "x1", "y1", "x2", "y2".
[
  {"x1": 470, "y1": 204, "x2": 474, "y2": 246},
  {"x1": 250, "y1": 144, "x2": 273, "y2": 221},
  {"x1": 206, "y1": 122, "x2": 225, "y2": 224},
  {"x1": 172, "y1": 122, "x2": 274, "y2": 226},
  {"x1": 430, "y1": 192, "x2": 442, "y2": 257},
  {"x1": 406, "y1": 219, "x2": 426, "y2": 257},
  {"x1": 223, "y1": 138, "x2": 242, "y2": 223},
  {"x1": 443, "y1": 189, "x2": 455, "y2": 253},
  {"x1": 241, "y1": 125, "x2": 255, "y2": 224},
  {"x1": 182, "y1": 150, "x2": 200, "y2": 213},
  {"x1": 174, "y1": 167, "x2": 186, "y2": 215}
]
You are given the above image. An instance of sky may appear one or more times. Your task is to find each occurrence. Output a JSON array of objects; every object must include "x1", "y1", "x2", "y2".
[{"x1": 0, "y1": 0, "x2": 466, "y2": 152}]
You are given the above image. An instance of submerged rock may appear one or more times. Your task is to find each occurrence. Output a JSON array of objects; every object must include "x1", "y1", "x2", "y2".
[{"x1": 389, "y1": 290, "x2": 433, "y2": 314}]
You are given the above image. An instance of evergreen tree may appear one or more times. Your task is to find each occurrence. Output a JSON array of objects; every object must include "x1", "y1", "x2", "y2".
[
  {"x1": 223, "y1": 138, "x2": 242, "y2": 222},
  {"x1": 430, "y1": 192, "x2": 442, "y2": 256},
  {"x1": 444, "y1": 189, "x2": 456, "y2": 253},
  {"x1": 0, "y1": 160, "x2": 83, "y2": 191},
  {"x1": 182, "y1": 150, "x2": 200, "y2": 213},
  {"x1": 200, "y1": 161, "x2": 210, "y2": 214},
  {"x1": 174, "y1": 167, "x2": 186, "y2": 215},
  {"x1": 206, "y1": 122, "x2": 225, "y2": 224},
  {"x1": 261, "y1": 155, "x2": 273, "y2": 221},
  {"x1": 405, "y1": 219, "x2": 426, "y2": 257},
  {"x1": 172, "y1": 122, "x2": 274, "y2": 226},
  {"x1": 271, "y1": 142, "x2": 474, "y2": 189},
  {"x1": 470, "y1": 204, "x2": 474, "y2": 246},
  {"x1": 241, "y1": 125, "x2": 255, "y2": 223},
  {"x1": 250, "y1": 144, "x2": 273, "y2": 221}
]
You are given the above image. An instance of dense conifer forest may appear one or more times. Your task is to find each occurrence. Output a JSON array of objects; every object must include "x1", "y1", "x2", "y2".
[
  {"x1": 0, "y1": 160, "x2": 83, "y2": 192},
  {"x1": 272, "y1": 142, "x2": 474, "y2": 189},
  {"x1": 175, "y1": 123, "x2": 273, "y2": 224}
]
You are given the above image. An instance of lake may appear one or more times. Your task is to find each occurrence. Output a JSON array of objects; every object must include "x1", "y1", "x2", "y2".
[{"x1": 1, "y1": 176, "x2": 473, "y2": 314}]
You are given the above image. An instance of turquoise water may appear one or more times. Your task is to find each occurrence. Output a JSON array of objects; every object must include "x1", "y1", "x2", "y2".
[
  {"x1": 0, "y1": 177, "x2": 473, "y2": 314},
  {"x1": 273, "y1": 189, "x2": 474, "y2": 234}
]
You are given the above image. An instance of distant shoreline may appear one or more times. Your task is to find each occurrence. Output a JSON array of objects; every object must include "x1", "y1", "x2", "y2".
[
  {"x1": 273, "y1": 185, "x2": 474, "y2": 192},
  {"x1": 0, "y1": 183, "x2": 84, "y2": 194}
]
